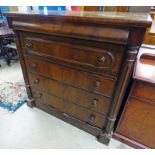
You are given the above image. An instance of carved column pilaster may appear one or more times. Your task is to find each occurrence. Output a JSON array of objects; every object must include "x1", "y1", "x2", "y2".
[
  {"x1": 126, "y1": 46, "x2": 139, "y2": 62},
  {"x1": 98, "y1": 46, "x2": 139, "y2": 145},
  {"x1": 14, "y1": 30, "x2": 35, "y2": 107}
]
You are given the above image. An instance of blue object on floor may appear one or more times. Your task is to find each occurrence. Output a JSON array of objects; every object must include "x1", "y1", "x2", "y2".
[
  {"x1": 0, "y1": 99, "x2": 27, "y2": 112},
  {"x1": 0, "y1": 81, "x2": 28, "y2": 113}
]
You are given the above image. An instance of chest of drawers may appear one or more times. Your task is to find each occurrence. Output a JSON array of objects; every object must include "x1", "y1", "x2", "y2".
[{"x1": 4, "y1": 11, "x2": 151, "y2": 145}]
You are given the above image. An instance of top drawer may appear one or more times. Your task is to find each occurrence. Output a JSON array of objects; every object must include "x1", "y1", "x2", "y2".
[{"x1": 20, "y1": 32, "x2": 125, "y2": 78}]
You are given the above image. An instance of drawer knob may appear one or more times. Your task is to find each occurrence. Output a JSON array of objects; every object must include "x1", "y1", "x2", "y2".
[
  {"x1": 25, "y1": 42, "x2": 32, "y2": 49},
  {"x1": 88, "y1": 114, "x2": 95, "y2": 124},
  {"x1": 33, "y1": 79, "x2": 40, "y2": 84},
  {"x1": 98, "y1": 56, "x2": 105, "y2": 64},
  {"x1": 91, "y1": 99, "x2": 98, "y2": 106},
  {"x1": 95, "y1": 81, "x2": 100, "y2": 88},
  {"x1": 37, "y1": 93, "x2": 42, "y2": 99},
  {"x1": 31, "y1": 64, "x2": 37, "y2": 68}
]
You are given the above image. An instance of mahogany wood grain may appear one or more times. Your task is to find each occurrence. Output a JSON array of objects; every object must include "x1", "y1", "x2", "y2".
[
  {"x1": 4, "y1": 11, "x2": 151, "y2": 145},
  {"x1": 36, "y1": 102, "x2": 102, "y2": 136},
  {"x1": 20, "y1": 32, "x2": 125, "y2": 77},
  {"x1": 113, "y1": 132, "x2": 149, "y2": 149},
  {"x1": 14, "y1": 21, "x2": 129, "y2": 45},
  {"x1": 32, "y1": 88, "x2": 107, "y2": 129},
  {"x1": 28, "y1": 73, "x2": 111, "y2": 115},
  {"x1": 25, "y1": 56, "x2": 116, "y2": 97},
  {"x1": 132, "y1": 81, "x2": 155, "y2": 102},
  {"x1": 14, "y1": 31, "x2": 35, "y2": 107},
  {"x1": 4, "y1": 11, "x2": 152, "y2": 28}
]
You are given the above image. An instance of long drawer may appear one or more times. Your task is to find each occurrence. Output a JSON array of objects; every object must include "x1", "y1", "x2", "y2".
[
  {"x1": 32, "y1": 88, "x2": 107, "y2": 129},
  {"x1": 28, "y1": 72, "x2": 111, "y2": 115},
  {"x1": 20, "y1": 32, "x2": 125, "y2": 77},
  {"x1": 25, "y1": 57, "x2": 116, "y2": 97}
]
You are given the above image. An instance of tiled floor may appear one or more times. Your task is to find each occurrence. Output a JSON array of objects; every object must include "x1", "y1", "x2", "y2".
[{"x1": 0, "y1": 60, "x2": 132, "y2": 149}]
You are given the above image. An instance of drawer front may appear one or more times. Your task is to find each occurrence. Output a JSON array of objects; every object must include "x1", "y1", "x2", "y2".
[
  {"x1": 28, "y1": 73, "x2": 111, "y2": 115},
  {"x1": 21, "y1": 32, "x2": 125, "y2": 77},
  {"x1": 132, "y1": 81, "x2": 155, "y2": 102},
  {"x1": 32, "y1": 88, "x2": 106, "y2": 129},
  {"x1": 116, "y1": 98, "x2": 155, "y2": 148},
  {"x1": 25, "y1": 57, "x2": 116, "y2": 97}
]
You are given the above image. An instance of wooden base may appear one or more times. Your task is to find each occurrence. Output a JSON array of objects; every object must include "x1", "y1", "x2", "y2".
[
  {"x1": 26, "y1": 100, "x2": 35, "y2": 108},
  {"x1": 98, "y1": 131, "x2": 111, "y2": 145},
  {"x1": 27, "y1": 102, "x2": 112, "y2": 145},
  {"x1": 113, "y1": 132, "x2": 150, "y2": 149},
  {"x1": 35, "y1": 102, "x2": 102, "y2": 135}
]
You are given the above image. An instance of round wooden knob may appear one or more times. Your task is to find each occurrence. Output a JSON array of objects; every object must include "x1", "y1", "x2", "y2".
[
  {"x1": 37, "y1": 93, "x2": 42, "y2": 99},
  {"x1": 91, "y1": 99, "x2": 98, "y2": 106},
  {"x1": 98, "y1": 56, "x2": 105, "y2": 64},
  {"x1": 89, "y1": 114, "x2": 95, "y2": 123},
  {"x1": 95, "y1": 81, "x2": 100, "y2": 88},
  {"x1": 31, "y1": 64, "x2": 37, "y2": 68},
  {"x1": 25, "y1": 42, "x2": 32, "y2": 49},
  {"x1": 33, "y1": 79, "x2": 40, "y2": 84}
]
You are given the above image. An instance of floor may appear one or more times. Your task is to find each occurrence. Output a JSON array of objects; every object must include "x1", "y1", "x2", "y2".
[{"x1": 0, "y1": 60, "x2": 132, "y2": 149}]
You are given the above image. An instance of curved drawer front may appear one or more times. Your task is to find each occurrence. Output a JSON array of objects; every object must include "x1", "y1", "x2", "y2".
[
  {"x1": 21, "y1": 32, "x2": 125, "y2": 77},
  {"x1": 28, "y1": 73, "x2": 111, "y2": 115},
  {"x1": 32, "y1": 88, "x2": 106, "y2": 129},
  {"x1": 25, "y1": 57, "x2": 116, "y2": 97}
]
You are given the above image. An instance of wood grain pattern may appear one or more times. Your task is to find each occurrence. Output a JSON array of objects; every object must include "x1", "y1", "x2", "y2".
[
  {"x1": 116, "y1": 97, "x2": 155, "y2": 148},
  {"x1": 114, "y1": 47, "x2": 155, "y2": 148},
  {"x1": 13, "y1": 31, "x2": 35, "y2": 107},
  {"x1": 20, "y1": 32, "x2": 125, "y2": 77},
  {"x1": 32, "y1": 88, "x2": 107, "y2": 129},
  {"x1": 36, "y1": 102, "x2": 102, "y2": 136},
  {"x1": 13, "y1": 21, "x2": 130, "y2": 45},
  {"x1": 28, "y1": 73, "x2": 111, "y2": 115},
  {"x1": 3, "y1": 11, "x2": 152, "y2": 28},
  {"x1": 132, "y1": 81, "x2": 155, "y2": 102},
  {"x1": 25, "y1": 56, "x2": 116, "y2": 97},
  {"x1": 4, "y1": 11, "x2": 151, "y2": 145}
]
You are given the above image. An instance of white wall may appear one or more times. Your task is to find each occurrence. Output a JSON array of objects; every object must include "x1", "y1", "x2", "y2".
[
  {"x1": 17, "y1": 6, "x2": 31, "y2": 12},
  {"x1": 31, "y1": 6, "x2": 39, "y2": 11}
]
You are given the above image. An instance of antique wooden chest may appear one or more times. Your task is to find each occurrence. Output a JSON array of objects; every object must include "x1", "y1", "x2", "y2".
[{"x1": 4, "y1": 11, "x2": 151, "y2": 145}]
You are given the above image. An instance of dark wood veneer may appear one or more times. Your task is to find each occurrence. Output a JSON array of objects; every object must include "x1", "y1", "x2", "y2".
[
  {"x1": 28, "y1": 73, "x2": 111, "y2": 115},
  {"x1": 25, "y1": 57, "x2": 116, "y2": 97},
  {"x1": 36, "y1": 102, "x2": 102, "y2": 136},
  {"x1": 32, "y1": 88, "x2": 107, "y2": 129},
  {"x1": 4, "y1": 11, "x2": 151, "y2": 145},
  {"x1": 20, "y1": 32, "x2": 125, "y2": 77}
]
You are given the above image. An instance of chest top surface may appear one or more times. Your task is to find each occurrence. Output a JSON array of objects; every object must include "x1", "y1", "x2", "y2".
[
  {"x1": 3, "y1": 11, "x2": 152, "y2": 46},
  {"x1": 4, "y1": 11, "x2": 152, "y2": 27}
]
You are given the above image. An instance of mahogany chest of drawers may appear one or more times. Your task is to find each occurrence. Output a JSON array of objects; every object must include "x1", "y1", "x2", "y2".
[
  {"x1": 113, "y1": 46, "x2": 155, "y2": 148},
  {"x1": 4, "y1": 11, "x2": 151, "y2": 145}
]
